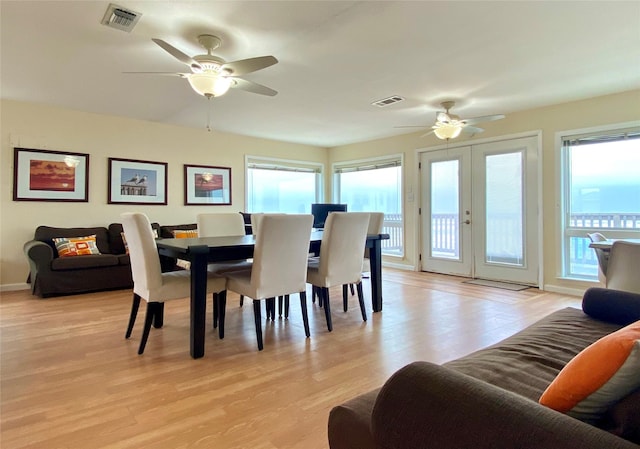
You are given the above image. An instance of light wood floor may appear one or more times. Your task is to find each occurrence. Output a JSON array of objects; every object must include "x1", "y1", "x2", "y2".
[{"x1": 1, "y1": 270, "x2": 582, "y2": 449}]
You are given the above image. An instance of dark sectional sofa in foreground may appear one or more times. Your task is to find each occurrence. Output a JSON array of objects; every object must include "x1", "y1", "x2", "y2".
[{"x1": 328, "y1": 288, "x2": 640, "y2": 448}]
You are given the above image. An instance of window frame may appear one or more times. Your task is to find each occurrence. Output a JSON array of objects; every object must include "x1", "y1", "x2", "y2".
[
  {"x1": 244, "y1": 155, "x2": 324, "y2": 213},
  {"x1": 555, "y1": 121, "x2": 640, "y2": 280}
]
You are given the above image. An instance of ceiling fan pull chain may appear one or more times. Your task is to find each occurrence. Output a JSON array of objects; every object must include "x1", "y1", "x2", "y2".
[{"x1": 206, "y1": 97, "x2": 212, "y2": 132}]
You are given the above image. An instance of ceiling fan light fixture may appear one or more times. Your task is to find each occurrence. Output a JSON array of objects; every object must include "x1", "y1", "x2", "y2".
[
  {"x1": 434, "y1": 123, "x2": 463, "y2": 140},
  {"x1": 187, "y1": 73, "x2": 232, "y2": 98}
]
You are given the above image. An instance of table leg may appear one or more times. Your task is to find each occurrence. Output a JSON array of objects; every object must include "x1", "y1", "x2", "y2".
[
  {"x1": 190, "y1": 246, "x2": 209, "y2": 359},
  {"x1": 369, "y1": 239, "x2": 383, "y2": 312}
]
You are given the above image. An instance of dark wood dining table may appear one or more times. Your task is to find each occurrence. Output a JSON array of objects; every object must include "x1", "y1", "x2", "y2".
[{"x1": 156, "y1": 231, "x2": 390, "y2": 358}]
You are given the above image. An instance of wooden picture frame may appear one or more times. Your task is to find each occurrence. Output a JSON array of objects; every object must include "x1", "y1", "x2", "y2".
[
  {"x1": 108, "y1": 158, "x2": 168, "y2": 205},
  {"x1": 184, "y1": 164, "x2": 232, "y2": 205},
  {"x1": 13, "y1": 148, "x2": 89, "y2": 202}
]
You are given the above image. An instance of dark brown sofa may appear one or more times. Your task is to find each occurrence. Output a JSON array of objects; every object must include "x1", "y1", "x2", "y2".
[
  {"x1": 24, "y1": 223, "x2": 159, "y2": 297},
  {"x1": 328, "y1": 288, "x2": 640, "y2": 449}
]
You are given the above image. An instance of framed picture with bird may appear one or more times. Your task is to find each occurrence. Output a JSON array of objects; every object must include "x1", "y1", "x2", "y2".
[
  {"x1": 108, "y1": 158, "x2": 168, "y2": 205},
  {"x1": 184, "y1": 164, "x2": 231, "y2": 205}
]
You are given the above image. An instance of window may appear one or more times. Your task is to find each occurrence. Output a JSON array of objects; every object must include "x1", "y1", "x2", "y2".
[
  {"x1": 333, "y1": 155, "x2": 403, "y2": 256},
  {"x1": 559, "y1": 126, "x2": 640, "y2": 279},
  {"x1": 246, "y1": 156, "x2": 322, "y2": 213}
]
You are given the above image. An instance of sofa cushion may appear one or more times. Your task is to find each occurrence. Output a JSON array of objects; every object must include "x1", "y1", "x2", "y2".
[
  {"x1": 35, "y1": 225, "x2": 111, "y2": 254},
  {"x1": 53, "y1": 235, "x2": 101, "y2": 257},
  {"x1": 599, "y1": 388, "x2": 640, "y2": 444},
  {"x1": 539, "y1": 321, "x2": 640, "y2": 423},
  {"x1": 582, "y1": 287, "x2": 640, "y2": 325},
  {"x1": 444, "y1": 307, "x2": 623, "y2": 401},
  {"x1": 51, "y1": 254, "x2": 120, "y2": 270},
  {"x1": 108, "y1": 222, "x2": 159, "y2": 254}
]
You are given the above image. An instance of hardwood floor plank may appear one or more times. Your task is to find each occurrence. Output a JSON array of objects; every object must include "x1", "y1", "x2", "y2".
[{"x1": 1, "y1": 270, "x2": 582, "y2": 448}]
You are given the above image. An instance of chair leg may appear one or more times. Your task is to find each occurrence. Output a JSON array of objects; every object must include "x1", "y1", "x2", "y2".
[
  {"x1": 342, "y1": 284, "x2": 349, "y2": 312},
  {"x1": 284, "y1": 294, "x2": 290, "y2": 319},
  {"x1": 299, "y1": 291, "x2": 310, "y2": 338},
  {"x1": 218, "y1": 290, "x2": 227, "y2": 339},
  {"x1": 278, "y1": 296, "x2": 284, "y2": 318},
  {"x1": 322, "y1": 287, "x2": 333, "y2": 332},
  {"x1": 126, "y1": 293, "x2": 141, "y2": 339},
  {"x1": 253, "y1": 300, "x2": 264, "y2": 351},
  {"x1": 138, "y1": 302, "x2": 158, "y2": 355},
  {"x1": 350, "y1": 283, "x2": 355, "y2": 296},
  {"x1": 240, "y1": 295, "x2": 244, "y2": 307},
  {"x1": 213, "y1": 292, "x2": 218, "y2": 329},
  {"x1": 356, "y1": 282, "x2": 367, "y2": 322},
  {"x1": 153, "y1": 303, "x2": 164, "y2": 328}
]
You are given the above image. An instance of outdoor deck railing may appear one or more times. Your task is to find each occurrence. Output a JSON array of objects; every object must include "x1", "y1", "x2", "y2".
[{"x1": 380, "y1": 212, "x2": 640, "y2": 272}]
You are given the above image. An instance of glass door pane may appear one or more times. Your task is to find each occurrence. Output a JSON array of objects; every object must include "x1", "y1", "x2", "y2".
[
  {"x1": 485, "y1": 152, "x2": 524, "y2": 266},
  {"x1": 431, "y1": 160, "x2": 460, "y2": 260}
]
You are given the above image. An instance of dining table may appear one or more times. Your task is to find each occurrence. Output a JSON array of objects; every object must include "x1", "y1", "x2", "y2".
[
  {"x1": 156, "y1": 231, "x2": 390, "y2": 358},
  {"x1": 588, "y1": 238, "x2": 640, "y2": 275}
]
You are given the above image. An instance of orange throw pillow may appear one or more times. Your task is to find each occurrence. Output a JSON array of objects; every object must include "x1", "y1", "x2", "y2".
[
  {"x1": 172, "y1": 229, "x2": 198, "y2": 239},
  {"x1": 539, "y1": 321, "x2": 640, "y2": 423},
  {"x1": 53, "y1": 235, "x2": 101, "y2": 257}
]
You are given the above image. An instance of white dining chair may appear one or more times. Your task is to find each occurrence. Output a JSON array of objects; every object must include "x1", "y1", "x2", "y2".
[
  {"x1": 587, "y1": 232, "x2": 608, "y2": 283},
  {"x1": 121, "y1": 212, "x2": 227, "y2": 354},
  {"x1": 221, "y1": 214, "x2": 314, "y2": 350},
  {"x1": 197, "y1": 212, "x2": 252, "y2": 328},
  {"x1": 307, "y1": 212, "x2": 371, "y2": 331},
  {"x1": 605, "y1": 241, "x2": 640, "y2": 294},
  {"x1": 345, "y1": 212, "x2": 384, "y2": 308}
]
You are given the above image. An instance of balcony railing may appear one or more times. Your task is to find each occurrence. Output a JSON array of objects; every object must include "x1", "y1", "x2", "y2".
[{"x1": 381, "y1": 213, "x2": 403, "y2": 256}]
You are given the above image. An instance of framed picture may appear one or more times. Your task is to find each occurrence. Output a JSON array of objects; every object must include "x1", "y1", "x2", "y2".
[
  {"x1": 13, "y1": 148, "x2": 89, "y2": 202},
  {"x1": 108, "y1": 158, "x2": 167, "y2": 205},
  {"x1": 184, "y1": 164, "x2": 231, "y2": 205}
]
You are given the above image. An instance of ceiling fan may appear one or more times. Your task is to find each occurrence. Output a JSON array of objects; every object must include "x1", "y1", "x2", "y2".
[
  {"x1": 398, "y1": 101, "x2": 505, "y2": 140},
  {"x1": 127, "y1": 34, "x2": 278, "y2": 98}
]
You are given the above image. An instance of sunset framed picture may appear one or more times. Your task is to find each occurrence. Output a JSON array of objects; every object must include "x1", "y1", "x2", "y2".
[
  {"x1": 108, "y1": 158, "x2": 167, "y2": 205},
  {"x1": 184, "y1": 164, "x2": 231, "y2": 205},
  {"x1": 13, "y1": 148, "x2": 89, "y2": 202}
]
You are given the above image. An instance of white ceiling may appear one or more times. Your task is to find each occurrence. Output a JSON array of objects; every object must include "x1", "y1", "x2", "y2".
[{"x1": 2, "y1": 1, "x2": 639, "y2": 147}]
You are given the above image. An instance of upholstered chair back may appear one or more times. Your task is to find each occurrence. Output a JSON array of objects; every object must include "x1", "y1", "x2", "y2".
[
  {"x1": 317, "y1": 212, "x2": 370, "y2": 287},
  {"x1": 250, "y1": 214, "x2": 313, "y2": 299},
  {"x1": 606, "y1": 241, "x2": 640, "y2": 293},
  {"x1": 197, "y1": 213, "x2": 246, "y2": 237},
  {"x1": 120, "y1": 212, "x2": 163, "y2": 299}
]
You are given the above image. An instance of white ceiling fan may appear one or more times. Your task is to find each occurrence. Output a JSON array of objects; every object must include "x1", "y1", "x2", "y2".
[
  {"x1": 127, "y1": 34, "x2": 278, "y2": 98},
  {"x1": 398, "y1": 101, "x2": 505, "y2": 140}
]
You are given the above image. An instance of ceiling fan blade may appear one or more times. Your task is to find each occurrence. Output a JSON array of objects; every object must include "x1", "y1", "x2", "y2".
[
  {"x1": 230, "y1": 77, "x2": 278, "y2": 96},
  {"x1": 152, "y1": 38, "x2": 202, "y2": 71},
  {"x1": 222, "y1": 56, "x2": 278, "y2": 76},
  {"x1": 420, "y1": 129, "x2": 436, "y2": 138},
  {"x1": 123, "y1": 71, "x2": 188, "y2": 77},
  {"x1": 462, "y1": 114, "x2": 505, "y2": 126},
  {"x1": 462, "y1": 125, "x2": 485, "y2": 135},
  {"x1": 394, "y1": 125, "x2": 428, "y2": 129}
]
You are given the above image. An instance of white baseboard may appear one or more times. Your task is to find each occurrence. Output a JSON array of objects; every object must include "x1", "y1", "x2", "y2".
[
  {"x1": 542, "y1": 283, "x2": 586, "y2": 298},
  {"x1": 0, "y1": 283, "x2": 30, "y2": 292},
  {"x1": 383, "y1": 261, "x2": 415, "y2": 271},
  {"x1": 1, "y1": 283, "x2": 30, "y2": 293}
]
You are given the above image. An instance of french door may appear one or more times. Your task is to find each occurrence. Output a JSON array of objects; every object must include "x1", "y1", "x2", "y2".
[{"x1": 420, "y1": 136, "x2": 540, "y2": 285}]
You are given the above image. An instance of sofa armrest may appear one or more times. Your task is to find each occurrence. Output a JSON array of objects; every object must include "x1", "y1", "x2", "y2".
[
  {"x1": 23, "y1": 240, "x2": 54, "y2": 293},
  {"x1": 371, "y1": 361, "x2": 637, "y2": 449},
  {"x1": 582, "y1": 287, "x2": 640, "y2": 325}
]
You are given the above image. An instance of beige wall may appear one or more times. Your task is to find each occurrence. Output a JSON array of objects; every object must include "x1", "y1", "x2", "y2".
[
  {"x1": 2, "y1": 91, "x2": 639, "y2": 293},
  {"x1": 328, "y1": 89, "x2": 640, "y2": 294},
  {"x1": 0, "y1": 100, "x2": 327, "y2": 287}
]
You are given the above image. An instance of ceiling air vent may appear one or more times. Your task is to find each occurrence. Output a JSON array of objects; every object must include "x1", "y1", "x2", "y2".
[
  {"x1": 371, "y1": 95, "x2": 405, "y2": 108},
  {"x1": 101, "y1": 4, "x2": 142, "y2": 32}
]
